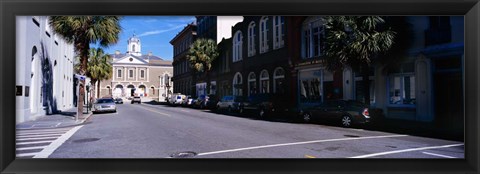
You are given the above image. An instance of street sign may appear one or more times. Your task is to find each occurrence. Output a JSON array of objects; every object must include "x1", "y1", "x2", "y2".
[{"x1": 74, "y1": 74, "x2": 86, "y2": 80}]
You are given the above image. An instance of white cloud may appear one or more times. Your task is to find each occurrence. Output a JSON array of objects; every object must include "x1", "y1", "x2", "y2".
[{"x1": 137, "y1": 24, "x2": 185, "y2": 37}]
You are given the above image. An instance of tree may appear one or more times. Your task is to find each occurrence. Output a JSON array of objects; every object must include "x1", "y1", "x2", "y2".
[
  {"x1": 186, "y1": 38, "x2": 219, "y2": 95},
  {"x1": 323, "y1": 16, "x2": 396, "y2": 105},
  {"x1": 87, "y1": 48, "x2": 113, "y2": 100},
  {"x1": 49, "y1": 16, "x2": 121, "y2": 116}
]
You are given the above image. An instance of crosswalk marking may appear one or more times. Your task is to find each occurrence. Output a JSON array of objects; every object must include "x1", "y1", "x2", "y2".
[{"x1": 16, "y1": 126, "x2": 82, "y2": 158}]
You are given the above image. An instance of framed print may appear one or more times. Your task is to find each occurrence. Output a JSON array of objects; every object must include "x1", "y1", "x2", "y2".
[{"x1": 1, "y1": 0, "x2": 479, "y2": 174}]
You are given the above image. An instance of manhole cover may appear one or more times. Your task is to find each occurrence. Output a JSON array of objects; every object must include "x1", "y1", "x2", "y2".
[
  {"x1": 344, "y1": 135, "x2": 360, "y2": 138},
  {"x1": 170, "y1": 151, "x2": 197, "y2": 158},
  {"x1": 72, "y1": 138, "x2": 100, "y2": 143}
]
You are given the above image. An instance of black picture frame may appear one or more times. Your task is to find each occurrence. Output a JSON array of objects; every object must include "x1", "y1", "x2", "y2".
[{"x1": 1, "y1": 0, "x2": 478, "y2": 174}]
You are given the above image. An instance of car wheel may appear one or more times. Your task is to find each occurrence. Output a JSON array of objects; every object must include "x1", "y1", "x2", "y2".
[
  {"x1": 341, "y1": 115, "x2": 353, "y2": 127},
  {"x1": 259, "y1": 108, "x2": 266, "y2": 119},
  {"x1": 227, "y1": 106, "x2": 232, "y2": 113},
  {"x1": 302, "y1": 112, "x2": 312, "y2": 123}
]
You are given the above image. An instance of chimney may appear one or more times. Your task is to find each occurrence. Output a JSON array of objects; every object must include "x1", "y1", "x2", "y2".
[{"x1": 115, "y1": 50, "x2": 120, "y2": 55}]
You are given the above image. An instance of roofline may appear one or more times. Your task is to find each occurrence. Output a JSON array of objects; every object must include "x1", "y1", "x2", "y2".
[{"x1": 170, "y1": 23, "x2": 197, "y2": 44}]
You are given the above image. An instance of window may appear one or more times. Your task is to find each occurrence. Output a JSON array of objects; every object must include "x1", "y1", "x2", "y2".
[
  {"x1": 273, "y1": 16, "x2": 285, "y2": 49},
  {"x1": 117, "y1": 69, "x2": 122, "y2": 78},
  {"x1": 248, "y1": 72, "x2": 257, "y2": 96},
  {"x1": 140, "y1": 70, "x2": 145, "y2": 79},
  {"x1": 129, "y1": 69, "x2": 134, "y2": 78},
  {"x1": 259, "y1": 70, "x2": 270, "y2": 93},
  {"x1": 273, "y1": 67, "x2": 285, "y2": 94},
  {"x1": 133, "y1": 45, "x2": 136, "y2": 52},
  {"x1": 388, "y1": 62, "x2": 415, "y2": 106},
  {"x1": 248, "y1": 22, "x2": 256, "y2": 57},
  {"x1": 259, "y1": 16, "x2": 269, "y2": 53},
  {"x1": 389, "y1": 75, "x2": 415, "y2": 105},
  {"x1": 233, "y1": 72, "x2": 243, "y2": 96},
  {"x1": 302, "y1": 17, "x2": 326, "y2": 59},
  {"x1": 233, "y1": 31, "x2": 243, "y2": 62},
  {"x1": 299, "y1": 69, "x2": 323, "y2": 103}
]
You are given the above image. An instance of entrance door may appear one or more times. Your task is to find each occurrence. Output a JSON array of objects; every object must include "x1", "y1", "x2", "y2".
[{"x1": 433, "y1": 56, "x2": 463, "y2": 133}]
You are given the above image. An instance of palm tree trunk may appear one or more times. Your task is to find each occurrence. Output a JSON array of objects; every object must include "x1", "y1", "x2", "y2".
[
  {"x1": 77, "y1": 42, "x2": 89, "y2": 117},
  {"x1": 206, "y1": 71, "x2": 211, "y2": 95},
  {"x1": 97, "y1": 81, "x2": 101, "y2": 98},
  {"x1": 362, "y1": 63, "x2": 371, "y2": 105}
]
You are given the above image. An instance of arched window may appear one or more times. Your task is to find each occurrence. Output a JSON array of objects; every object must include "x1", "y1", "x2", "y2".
[
  {"x1": 151, "y1": 86, "x2": 155, "y2": 95},
  {"x1": 273, "y1": 67, "x2": 285, "y2": 94},
  {"x1": 302, "y1": 16, "x2": 326, "y2": 59},
  {"x1": 233, "y1": 72, "x2": 243, "y2": 96},
  {"x1": 106, "y1": 86, "x2": 111, "y2": 95},
  {"x1": 273, "y1": 16, "x2": 285, "y2": 49},
  {"x1": 132, "y1": 44, "x2": 136, "y2": 52},
  {"x1": 248, "y1": 22, "x2": 256, "y2": 57},
  {"x1": 259, "y1": 16, "x2": 269, "y2": 54},
  {"x1": 233, "y1": 31, "x2": 243, "y2": 62},
  {"x1": 248, "y1": 72, "x2": 257, "y2": 96},
  {"x1": 259, "y1": 70, "x2": 270, "y2": 93}
]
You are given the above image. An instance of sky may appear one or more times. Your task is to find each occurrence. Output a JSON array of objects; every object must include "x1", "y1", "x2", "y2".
[{"x1": 92, "y1": 16, "x2": 196, "y2": 61}]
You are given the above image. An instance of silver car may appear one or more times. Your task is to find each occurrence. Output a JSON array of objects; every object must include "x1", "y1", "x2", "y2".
[{"x1": 93, "y1": 98, "x2": 117, "y2": 113}]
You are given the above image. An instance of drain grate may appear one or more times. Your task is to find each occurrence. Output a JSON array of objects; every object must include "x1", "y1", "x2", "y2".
[
  {"x1": 170, "y1": 151, "x2": 197, "y2": 158},
  {"x1": 72, "y1": 138, "x2": 100, "y2": 143},
  {"x1": 344, "y1": 135, "x2": 360, "y2": 138}
]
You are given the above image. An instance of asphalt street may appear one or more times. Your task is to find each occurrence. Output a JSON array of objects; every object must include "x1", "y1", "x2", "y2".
[{"x1": 48, "y1": 101, "x2": 464, "y2": 158}]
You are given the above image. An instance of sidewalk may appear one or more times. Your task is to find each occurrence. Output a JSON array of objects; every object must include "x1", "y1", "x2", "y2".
[{"x1": 16, "y1": 106, "x2": 93, "y2": 130}]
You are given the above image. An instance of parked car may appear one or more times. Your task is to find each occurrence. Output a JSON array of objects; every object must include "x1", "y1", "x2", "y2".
[
  {"x1": 170, "y1": 94, "x2": 186, "y2": 105},
  {"x1": 182, "y1": 95, "x2": 194, "y2": 107},
  {"x1": 114, "y1": 98, "x2": 123, "y2": 104},
  {"x1": 299, "y1": 100, "x2": 370, "y2": 127},
  {"x1": 216, "y1": 95, "x2": 244, "y2": 113},
  {"x1": 168, "y1": 93, "x2": 182, "y2": 105},
  {"x1": 238, "y1": 93, "x2": 289, "y2": 119},
  {"x1": 131, "y1": 96, "x2": 141, "y2": 104},
  {"x1": 193, "y1": 94, "x2": 218, "y2": 109},
  {"x1": 92, "y1": 98, "x2": 116, "y2": 113}
]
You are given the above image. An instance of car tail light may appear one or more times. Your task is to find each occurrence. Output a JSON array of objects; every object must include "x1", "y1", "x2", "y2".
[{"x1": 362, "y1": 108, "x2": 369, "y2": 116}]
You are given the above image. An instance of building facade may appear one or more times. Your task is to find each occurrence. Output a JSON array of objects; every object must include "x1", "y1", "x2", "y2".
[
  {"x1": 98, "y1": 34, "x2": 173, "y2": 102},
  {"x1": 16, "y1": 16, "x2": 75, "y2": 123},
  {"x1": 192, "y1": 16, "x2": 243, "y2": 97},
  {"x1": 171, "y1": 23, "x2": 197, "y2": 96},
  {"x1": 199, "y1": 16, "x2": 464, "y2": 133}
]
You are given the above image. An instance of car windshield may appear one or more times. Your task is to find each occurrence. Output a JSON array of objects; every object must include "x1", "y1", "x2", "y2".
[{"x1": 96, "y1": 99, "x2": 114, "y2": 103}]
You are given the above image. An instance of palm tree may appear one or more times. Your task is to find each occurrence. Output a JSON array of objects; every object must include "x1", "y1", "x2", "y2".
[
  {"x1": 49, "y1": 16, "x2": 121, "y2": 116},
  {"x1": 87, "y1": 48, "x2": 113, "y2": 100},
  {"x1": 323, "y1": 16, "x2": 396, "y2": 105},
  {"x1": 186, "y1": 38, "x2": 219, "y2": 95}
]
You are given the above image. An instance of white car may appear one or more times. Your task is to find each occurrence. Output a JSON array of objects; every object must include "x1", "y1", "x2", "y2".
[{"x1": 92, "y1": 98, "x2": 117, "y2": 113}]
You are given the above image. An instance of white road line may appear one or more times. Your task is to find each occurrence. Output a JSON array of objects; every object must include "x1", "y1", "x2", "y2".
[
  {"x1": 16, "y1": 132, "x2": 67, "y2": 136},
  {"x1": 34, "y1": 125, "x2": 83, "y2": 158},
  {"x1": 350, "y1": 144, "x2": 464, "y2": 158},
  {"x1": 16, "y1": 146, "x2": 48, "y2": 151},
  {"x1": 16, "y1": 152, "x2": 39, "y2": 157},
  {"x1": 17, "y1": 137, "x2": 59, "y2": 141},
  {"x1": 422, "y1": 152, "x2": 457, "y2": 158},
  {"x1": 16, "y1": 141, "x2": 53, "y2": 145},
  {"x1": 16, "y1": 134, "x2": 64, "y2": 138},
  {"x1": 197, "y1": 134, "x2": 408, "y2": 156},
  {"x1": 17, "y1": 129, "x2": 71, "y2": 134}
]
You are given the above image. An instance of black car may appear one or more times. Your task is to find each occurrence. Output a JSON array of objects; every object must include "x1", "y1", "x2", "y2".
[
  {"x1": 193, "y1": 94, "x2": 218, "y2": 110},
  {"x1": 114, "y1": 98, "x2": 123, "y2": 104},
  {"x1": 216, "y1": 95, "x2": 245, "y2": 113},
  {"x1": 299, "y1": 100, "x2": 370, "y2": 127},
  {"x1": 238, "y1": 93, "x2": 289, "y2": 119}
]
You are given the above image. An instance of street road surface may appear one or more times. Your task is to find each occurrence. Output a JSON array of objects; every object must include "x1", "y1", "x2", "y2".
[{"x1": 47, "y1": 102, "x2": 464, "y2": 158}]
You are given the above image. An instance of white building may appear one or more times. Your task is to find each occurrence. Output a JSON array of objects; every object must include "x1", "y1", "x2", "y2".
[
  {"x1": 16, "y1": 16, "x2": 75, "y2": 124},
  {"x1": 99, "y1": 34, "x2": 173, "y2": 102}
]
